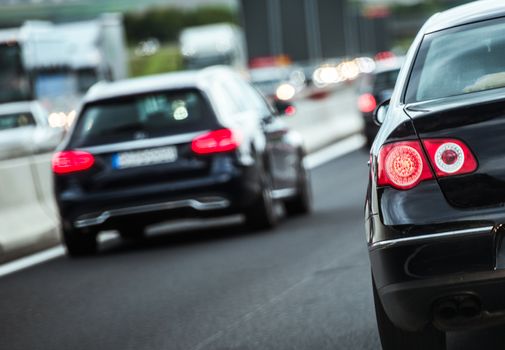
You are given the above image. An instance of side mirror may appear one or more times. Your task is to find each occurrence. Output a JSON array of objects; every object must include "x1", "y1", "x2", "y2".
[
  {"x1": 374, "y1": 99, "x2": 391, "y2": 126},
  {"x1": 273, "y1": 100, "x2": 296, "y2": 116}
]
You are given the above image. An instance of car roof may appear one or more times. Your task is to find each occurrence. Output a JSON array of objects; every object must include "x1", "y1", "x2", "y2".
[
  {"x1": 0, "y1": 101, "x2": 38, "y2": 115},
  {"x1": 424, "y1": 0, "x2": 505, "y2": 34},
  {"x1": 374, "y1": 57, "x2": 404, "y2": 75},
  {"x1": 84, "y1": 67, "x2": 237, "y2": 103}
]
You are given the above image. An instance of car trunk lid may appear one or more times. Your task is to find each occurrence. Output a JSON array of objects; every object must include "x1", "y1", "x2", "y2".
[{"x1": 406, "y1": 90, "x2": 505, "y2": 208}]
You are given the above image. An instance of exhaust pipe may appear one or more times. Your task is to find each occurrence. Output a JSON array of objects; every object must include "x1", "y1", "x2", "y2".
[
  {"x1": 434, "y1": 295, "x2": 482, "y2": 322},
  {"x1": 459, "y1": 297, "x2": 481, "y2": 318},
  {"x1": 435, "y1": 299, "x2": 459, "y2": 320}
]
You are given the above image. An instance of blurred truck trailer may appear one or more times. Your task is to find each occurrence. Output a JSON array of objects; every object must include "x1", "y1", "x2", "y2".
[
  {"x1": 180, "y1": 23, "x2": 247, "y2": 72},
  {"x1": 0, "y1": 14, "x2": 128, "y2": 127}
]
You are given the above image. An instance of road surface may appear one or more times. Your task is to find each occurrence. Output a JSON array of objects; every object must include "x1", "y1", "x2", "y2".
[{"x1": 2, "y1": 150, "x2": 504, "y2": 349}]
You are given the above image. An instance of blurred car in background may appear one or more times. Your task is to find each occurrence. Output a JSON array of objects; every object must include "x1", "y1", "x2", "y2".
[
  {"x1": 0, "y1": 101, "x2": 63, "y2": 160},
  {"x1": 53, "y1": 66, "x2": 311, "y2": 256},
  {"x1": 249, "y1": 65, "x2": 306, "y2": 102},
  {"x1": 357, "y1": 57, "x2": 403, "y2": 147}
]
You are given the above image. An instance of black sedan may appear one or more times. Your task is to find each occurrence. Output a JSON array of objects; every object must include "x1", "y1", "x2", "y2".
[
  {"x1": 366, "y1": 1, "x2": 505, "y2": 349},
  {"x1": 53, "y1": 67, "x2": 311, "y2": 256}
]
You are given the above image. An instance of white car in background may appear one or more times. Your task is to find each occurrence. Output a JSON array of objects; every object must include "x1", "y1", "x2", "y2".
[{"x1": 0, "y1": 101, "x2": 64, "y2": 160}]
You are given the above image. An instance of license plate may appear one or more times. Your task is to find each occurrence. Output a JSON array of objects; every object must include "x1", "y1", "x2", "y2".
[{"x1": 112, "y1": 146, "x2": 178, "y2": 169}]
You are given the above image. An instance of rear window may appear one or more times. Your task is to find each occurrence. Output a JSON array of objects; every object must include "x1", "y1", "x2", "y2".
[
  {"x1": 0, "y1": 112, "x2": 35, "y2": 131},
  {"x1": 71, "y1": 89, "x2": 215, "y2": 147},
  {"x1": 406, "y1": 18, "x2": 505, "y2": 102},
  {"x1": 374, "y1": 69, "x2": 399, "y2": 91}
]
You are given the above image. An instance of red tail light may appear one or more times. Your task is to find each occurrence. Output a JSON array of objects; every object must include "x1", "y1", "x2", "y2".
[
  {"x1": 191, "y1": 129, "x2": 242, "y2": 155},
  {"x1": 358, "y1": 93, "x2": 377, "y2": 113},
  {"x1": 422, "y1": 139, "x2": 477, "y2": 177},
  {"x1": 378, "y1": 138, "x2": 478, "y2": 190},
  {"x1": 52, "y1": 151, "x2": 95, "y2": 175},
  {"x1": 378, "y1": 141, "x2": 433, "y2": 190}
]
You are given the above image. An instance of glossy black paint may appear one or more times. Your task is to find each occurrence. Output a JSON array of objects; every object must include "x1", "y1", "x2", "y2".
[
  {"x1": 365, "y1": 2, "x2": 505, "y2": 333},
  {"x1": 54, "y1": 69, "x2": 304, "y2": 234}
]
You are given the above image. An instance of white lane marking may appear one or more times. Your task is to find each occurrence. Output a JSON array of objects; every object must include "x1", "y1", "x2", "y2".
[
  {"x1": 0, "y1": 134, "x2": 365, "y2": 278},
  {"x1": 304, "y1": 134, "x2": 366, "y2": 169},
  {"x1": 0, "y1": 246, "x2": 65, "y2": 278},
  {"x1": 0, "y1": 232, "x2": 118, "y2": 278}
]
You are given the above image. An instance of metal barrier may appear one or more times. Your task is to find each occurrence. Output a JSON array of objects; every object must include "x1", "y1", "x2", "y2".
[{"x1": 0, "y1": 143, "x2": 60, "y2": 263}]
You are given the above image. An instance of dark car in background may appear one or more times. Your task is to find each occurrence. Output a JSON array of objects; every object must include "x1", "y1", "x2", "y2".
[
  {"x1": 53, "y1": 67, "x2": 311, "y2": 256},
  {"x1": 366, "y1": 1, "x2": 505, "y2": 349},
  {"x1": 357, "y1": 58, "x2": 403, "y2": 147}
]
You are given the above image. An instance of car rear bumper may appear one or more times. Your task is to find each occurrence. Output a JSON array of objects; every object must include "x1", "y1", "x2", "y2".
[
  {"x1": 368, "y1": 218, "x2": 505, "y2": 331},
  {"x1": 73, "y1": 196, "x2": 231, "y2": 228},
  {"x1": 57, "y1": 164, "x2": 262, "y2": 231}
]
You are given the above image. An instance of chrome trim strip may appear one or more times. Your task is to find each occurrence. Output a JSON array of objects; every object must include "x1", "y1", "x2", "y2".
[
  {"x1": 370, "y1": 226, "x2": 494, "y2": 250},
  {"x1": 271, "y1": 188, "x2": 297, "y2": 200},
  {"x1": 80, "y1": 131, "x2": 207, "y2": 154},
  {"x1": 74, "y1": 198, "x2": 230, "y2": 228}
]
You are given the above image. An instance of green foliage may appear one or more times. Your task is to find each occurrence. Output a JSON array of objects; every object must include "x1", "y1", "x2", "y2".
[
  {"x1": 124, "y1": 5, "x2": 237, "y2": 44},
  {"x1": 129, "y1": 45, "x2": 183, "y2": 77}
]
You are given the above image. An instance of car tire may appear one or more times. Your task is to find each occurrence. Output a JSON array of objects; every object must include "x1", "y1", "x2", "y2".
[
  {"x1": 245, "y1": 175, "x2": 278, "y2": 230},
  {"x1": 373, "y1": 277, "x2": 446, "y2": 350},
  {"x1": 63, "y1": 228, "x2": 97, "y2": 257},
  {"x1": 284, "y1": 158, "x2": 312, "y2": 216}
]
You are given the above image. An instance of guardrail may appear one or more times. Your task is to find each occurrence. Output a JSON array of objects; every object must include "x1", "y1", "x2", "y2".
[{"x1": 0, "y1": 131, "x2": 60, "y2": 263}]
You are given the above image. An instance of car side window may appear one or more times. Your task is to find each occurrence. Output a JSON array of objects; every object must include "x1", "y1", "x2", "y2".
[{"x1": 0, "y1": 112, "x2": 36, "y2": 131}]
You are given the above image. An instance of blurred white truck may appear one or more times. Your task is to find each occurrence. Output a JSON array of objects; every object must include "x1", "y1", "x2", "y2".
[
  {"x1": 180, "y1": 23, "x2": 247, "y2": 72},
  {"x1": 0, "y1": 14, "x2": 128, "y2": 128}
]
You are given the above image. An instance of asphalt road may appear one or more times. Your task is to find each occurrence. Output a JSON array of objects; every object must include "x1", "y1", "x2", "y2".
[{"x1": 2, "y1": 150, "x2": 505, "y2": 350}]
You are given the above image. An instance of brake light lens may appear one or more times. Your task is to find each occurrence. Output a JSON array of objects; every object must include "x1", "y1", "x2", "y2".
[
  {"x1": 422, "y1": 139, "x2": 477, "y2": 177},
  {"x1": 191, "y1": 129, "x2": 242, "y2": 155},
  {"x1": 52, "y1": 151, "x2": 95, "y2": 175},
  {"x1": 378, "y1": 141, "x2": 433, "y2": 190},
  {"x1": 358, "y1": 93, "x2": 377, "y2": 113}
]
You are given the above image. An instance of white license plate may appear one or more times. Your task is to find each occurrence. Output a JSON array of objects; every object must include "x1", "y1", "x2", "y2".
[{"x1": 113, "y1": 146, "x2": 178, "y2": 169}]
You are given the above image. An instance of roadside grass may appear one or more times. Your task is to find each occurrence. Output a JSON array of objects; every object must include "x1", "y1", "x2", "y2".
[{"x1": 129, "y1": 45, "x2": 183, "y2": 77}]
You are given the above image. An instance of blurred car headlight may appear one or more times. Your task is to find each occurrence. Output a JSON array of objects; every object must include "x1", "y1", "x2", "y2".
[
  {"x1": 355, "y1": 57, "x2": 376, "y2": 74},
  {"x1": 276, "y1": 83, "x2": 296, "y2": 101},
  {"x1": 49, "y1": 110, "x2": 77, "y2": 129}
]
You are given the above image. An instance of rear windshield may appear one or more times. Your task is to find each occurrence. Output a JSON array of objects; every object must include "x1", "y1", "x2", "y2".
[
  {"x1": 406, "y1": 18, "x2": 505, "y2": 102},
  {"x1": 71, "y1": 89, "x2": 215, "y2": 147},
  {"x1": 374, "y1": 69, "x2": 399, "y2": 91},
  {"x1": 359, "y1": 69, "x2": 400, "y2": 94},
  {"x1": 0, "y1": 112, "x2": 35, "y2": 131}
]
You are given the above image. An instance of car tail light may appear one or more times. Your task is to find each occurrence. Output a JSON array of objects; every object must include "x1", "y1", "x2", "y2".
[
  {"x1": 52, "y1": 151, "x2": 95, "y2": 175},
  {"x1": 378, "y1": 141, "x2": 433, "y2": 190},
  {"x1": 422, "y1": 139, "x2": 477, "y2": 177},
  {"x1": 191, "y1": 129, "x2": 242, "y2": 155},
  {"x1": 358, "y1": 93, "x2": 377, "y2": 113}
]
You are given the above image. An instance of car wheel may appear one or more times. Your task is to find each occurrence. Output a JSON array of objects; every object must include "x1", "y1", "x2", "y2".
[
  {"x1": 63, "y1": 228, "x2": 97, "y2": 257},
  {"x1": 284, "y1": 158, "x2": 312, "y2": 216},
  {"x1": 245, "y1": 175, "x2": 278, "y2": 230},
  {"x1": 373, "y1": 277, "x2": 446, "y2": 350}
]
